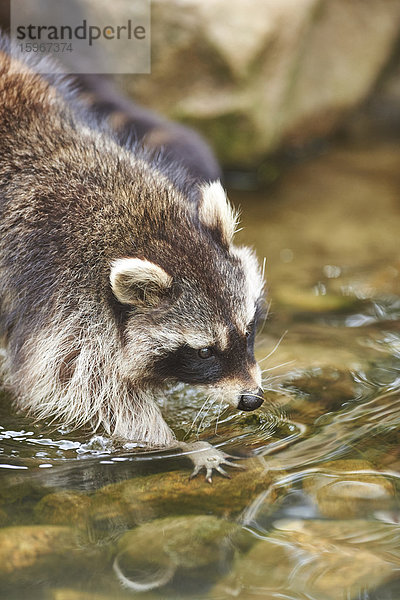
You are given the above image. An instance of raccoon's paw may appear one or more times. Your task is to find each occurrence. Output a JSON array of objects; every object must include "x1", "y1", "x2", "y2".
[{"x1": 182, "y1": 441, "x2": 245, "y2": 484}]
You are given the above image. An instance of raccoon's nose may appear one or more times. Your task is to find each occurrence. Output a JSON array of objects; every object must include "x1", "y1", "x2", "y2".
[{"x1": 237, "y1": 388, "x2": 264, "y2": 411}]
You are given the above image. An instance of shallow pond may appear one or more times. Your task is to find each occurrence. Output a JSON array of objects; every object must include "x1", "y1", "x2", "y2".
[{"x1": 1, "y1": 142, "x2": 400, "y2": 600}]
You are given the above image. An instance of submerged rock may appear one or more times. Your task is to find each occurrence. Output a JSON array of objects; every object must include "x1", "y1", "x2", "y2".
[
  {"x1": 214, "y1": 518, "x2": 399, "y2": 599},
  {"x1": 89, "y1": 457, "x2": 283, "y2": 533},
  {"x1": 279, "y1": 367, "x2": 357, "y2": 424},
  {"x1": 47, "y1": 590, "x2": 127, "y2": 600},
  {"x1": 0, "y1": 480, "x2": 48, "y2": 526},
  {"x1": 34, "y1": 491, "x2": 92, "y2": 526},
  {"x1": 302, "y1": 459, "x2": 395, "y2": 518},
  {"x1": 0, "y1": 524, "x2": 109, "y2": 591},
  {"x1": 114, "y1": 515, "x2": 242, "y2": 592},
  {"x1": 0, "y1": 525, "x2": 79, "y2": 586},
  {"x1": 0, "y1": 507, "x2": 8, "y2": 527},
  {"x1": 46, "y1": 587, "x2": 133, "y2": 600}
]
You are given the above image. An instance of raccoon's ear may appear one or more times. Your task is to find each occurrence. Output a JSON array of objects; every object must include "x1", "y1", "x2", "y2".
[
  {"x1": 199, "y1": 181, "x2": 239, "y2": 246},
  {"x1": 110, "y1": 258, "x2": 173, "y2": 306}
]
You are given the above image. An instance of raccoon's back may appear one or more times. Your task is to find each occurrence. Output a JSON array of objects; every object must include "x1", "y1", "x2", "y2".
[{"x1": 0, "y1": 40, "x2": 202, "y2": 351}]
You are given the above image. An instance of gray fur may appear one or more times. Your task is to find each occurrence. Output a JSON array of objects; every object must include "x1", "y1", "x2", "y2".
[{"x1": 0, "y1": 39, "x2": 264, "y2": 446}]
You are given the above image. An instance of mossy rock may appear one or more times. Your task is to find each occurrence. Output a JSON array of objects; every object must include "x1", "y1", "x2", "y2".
[
  {"x1": 113, "y1": 515, "x2": 253, "y2": 593},
  {"x1": 34, "y1": 491, "x2": 92, "y2": 526},
  {"x1": 90, "y1": 457, "x2": 284, "y2": 529},
  {"x1": 213, "y1": 518, "x2": 397, "y2": 599},
  {"x1": 302, "y1": 459, "x2": 395, "y2": 518}
]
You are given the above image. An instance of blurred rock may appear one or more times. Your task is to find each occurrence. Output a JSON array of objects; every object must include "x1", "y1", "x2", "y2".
[
  {"x1": 46, "y1": 589, "x2": 143, "y2": 600},
  {"x1": 0, "y1": 526, "x2": 79, "y2": 587},
  {"x1": 34, "y1": 491, "x2": 92, "y2": 526},
  {"x1": 0, "y1": 506, "x2": 7, "y2": 527},
  {"x1": 117, "y1": 0, "x2": 400, "y2": 165},
  {"x1": 89, "y1": 458, "x2": 283, "y2": 536},
  {"x1": 114, "y1": 516, "x2": 242, "y2": 591},
  {"x1": 0, "y1": 480, "x2": 48, "y2": 526},
  {"x1": 342, "y1": 43, "x2": 400, "y2": 143},
  {"x1": 280, "y1": 367, "x2": 356, "y2": 424},
  {"x1": 214, "y1": 518, "x2": 398, "y2": 599},
  {"x1": 274, "y1": 284, "x2": 360, "y2": 313},
  {"x1": 1, "y1": 0, "x2": 398, "y2": 165},
  {"x1": 302, "y1": 459, "x2": 395, "y2": 518},
  {"x1": 286, "y1": 368, "x2": 356, "y2": 405},
  {"x1": 48, "y1": 591, "x2": 112, "y2": 600}
]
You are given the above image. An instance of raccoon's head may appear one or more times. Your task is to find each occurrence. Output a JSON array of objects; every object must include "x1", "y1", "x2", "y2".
[{"x1": 110, "y1": 181, "x2": 265, "y2": 412}]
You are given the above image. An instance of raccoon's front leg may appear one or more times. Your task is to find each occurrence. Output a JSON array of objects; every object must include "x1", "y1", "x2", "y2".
[
  {"x1": 113, "y1": 407, "x2": 243, "y2": 483},
  {"x1": 178, "y1": 441, "x2": 245, "y2": 484}
]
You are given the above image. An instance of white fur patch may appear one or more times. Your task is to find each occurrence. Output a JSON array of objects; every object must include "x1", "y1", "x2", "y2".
[
  {"x1": 110, "y1": 257, "x2": 172, "y2": 305},
  {"x1": 4, "y1": 306, "x2": 175, "y2": 446},
  {"x1": 214, "y1": 323, "x2": 230, "y2": 351},
  {"x1": 250, "y1": 363, "x2": 262, "y2": 388},
  {"x1": 199, "y1": 181, "x2": 238, "y2": 245},
  {"x1": 232, "y1": 245, "x2": 265, "y2": 328},
  {"x1": 182, "y1": 331, "x2": 215, "y2": 350}
]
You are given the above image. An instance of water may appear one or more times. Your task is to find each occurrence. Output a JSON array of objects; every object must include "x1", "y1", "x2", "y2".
[{"x1": 1, "y1": 142, "x2": 400, "y2": 600}]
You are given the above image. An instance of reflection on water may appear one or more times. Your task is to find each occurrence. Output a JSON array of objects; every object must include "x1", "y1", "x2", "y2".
[{"x1": 1, "y1": 143, "x2": 400, "y2": 599}]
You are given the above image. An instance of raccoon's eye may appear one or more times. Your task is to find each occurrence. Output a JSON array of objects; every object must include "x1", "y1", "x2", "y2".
[{"x1": 198, "y1": 347, "x2": 213, "y2": 359}]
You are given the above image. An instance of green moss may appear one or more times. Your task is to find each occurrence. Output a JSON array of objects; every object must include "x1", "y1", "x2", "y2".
[
  {"x1": 176, "y1": 111, "x2": 258, "y2": 166},
  {"x1": 90, "y1": 459, "x2": 285, "y2": 530}
]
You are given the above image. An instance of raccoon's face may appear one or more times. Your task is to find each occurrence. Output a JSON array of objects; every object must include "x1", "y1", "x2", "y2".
[{"x1": 110, "y1": 181, "x2": 265, "y2": 412}]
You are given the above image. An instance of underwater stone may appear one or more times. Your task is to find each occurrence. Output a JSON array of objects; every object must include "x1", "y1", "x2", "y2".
[
  {"x1": 0, "y1": 525, "x2": 78, "y2": 585},
  {"x1": 0, "y1": 524, "x2": 110, "y2": 590},
  {"x1": 90, "y1": 457, "x2": 284, "y2": 529},
  {"x1": 214, "y1": 519, "x2": 396, "y2": 599},
  {"x1": 302, "y1": 459, "x2": 395, "y2": 519},
  {"x1": 34, "y1": 491, "x2": 92, "y2": 526},
  {"x1": 114, "y1": 515, "x2": 242, "y2": 592}
]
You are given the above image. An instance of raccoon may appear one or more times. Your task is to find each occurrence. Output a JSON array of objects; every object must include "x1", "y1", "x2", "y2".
[
  {"x1": 0, "y1": 39, "x2": 265, "y2": 480},
  {"x1": 75, "y1": 73, "x2": 222, "y2": 183}
]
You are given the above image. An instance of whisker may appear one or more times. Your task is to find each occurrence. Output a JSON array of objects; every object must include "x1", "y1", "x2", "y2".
[
  {"x1": 214, "y1": 399, "x2": 224, "y2": 435},
  {"x1": 189, "y1": 394, "x2": 212, "y2": 434},
  {"x1": 262, "y1": 372, "x2": 290, "y2": 383},
  {"x1": 259, "y1": 398, "x2": 287, "y2": 419},
  {"x1": 264, "y1": 299, "x2": 271, "y2": 319},
  {"x1": 261, "y1": 359, "x2": 296, "y2": 374},
  {"x1": 261, "y1": 256, "x2": 267, "y2": 281},
  {"x1": 197, "y1": 396, "x2": 215, "y2": 435},
  {"x1": 259, "y1": 299, "x2": 271, "y2": 335},
  {"x1": 258, "y1": 330, "x2": 288, "y2": 364},
  {"x1": 262, "y1": 386, "x2": 294, "y2": 400},
  {"x1": 246, "y1": 393, "x2": 265, "y2": 401}
]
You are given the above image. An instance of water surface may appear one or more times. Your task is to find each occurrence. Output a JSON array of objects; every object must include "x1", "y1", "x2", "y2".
[{"x1": 1, "y1": 142, "x2": 400, "y2": 600}]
